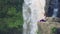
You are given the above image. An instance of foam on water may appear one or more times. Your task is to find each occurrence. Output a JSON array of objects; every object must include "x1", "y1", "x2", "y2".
[{"x1": 22, "y1": 0, "x2": 46, "y2": 34}]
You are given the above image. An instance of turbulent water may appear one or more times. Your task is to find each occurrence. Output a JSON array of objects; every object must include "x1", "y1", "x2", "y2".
[{"x1": 22, "y1": 0, "x2": 46, "y2": 34}]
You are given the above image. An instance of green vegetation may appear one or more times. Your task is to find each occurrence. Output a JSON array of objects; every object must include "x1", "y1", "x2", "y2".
[
  {"x1": 37, "y1": 31, "x2": 41, "y2": 34},
  {"x1": 51, "y1": 27, "x2": 57, "y2": 34},
  {"x1": 0, "y1": 0, "x2": 24, "y2": 34}
]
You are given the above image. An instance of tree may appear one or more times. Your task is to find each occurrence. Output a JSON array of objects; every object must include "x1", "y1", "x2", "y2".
[{"x1": 0, "y1": 0, "x2": 24, "y2": 34}]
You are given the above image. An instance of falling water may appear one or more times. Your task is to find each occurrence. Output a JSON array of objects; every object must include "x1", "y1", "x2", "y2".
[
  {"x1": 22, "y1": 0, "x2": 46, "y2": 34},
  {"x1": 52, "y1": 0, "x2": 58, "y2": 18}
]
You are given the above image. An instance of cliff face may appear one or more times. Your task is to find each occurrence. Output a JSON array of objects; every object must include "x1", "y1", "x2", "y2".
[
  {"x1": 38, "y1": 17, "x2": 60, "y2": 34},
  {"x1": 38, "y1": 0, "x2": 60, "y2": 34}
]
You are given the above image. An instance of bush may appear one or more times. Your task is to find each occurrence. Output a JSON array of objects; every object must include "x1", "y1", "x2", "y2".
[{"x1": 0, "y1": 0, "x2": 24, "y2": 34}]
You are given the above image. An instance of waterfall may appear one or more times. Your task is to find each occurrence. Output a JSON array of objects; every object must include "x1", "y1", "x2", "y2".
[
  {"x1": 52, "y1": 0, "x2": 58, "y2": 18},
  {"x1": 22, "y1": 0, "x2": 46, "y2": 34},
  {"x1": 52, "y1": 8, "x2": 58, "y2": 18}
]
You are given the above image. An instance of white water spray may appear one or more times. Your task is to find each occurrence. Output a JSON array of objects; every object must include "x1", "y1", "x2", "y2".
[
  {"x1": 22, "y1": 0, "x2": 46, "y2": 34},
  {"x1": 52, "y1": 8, "x2": 58, "y2": 18}
]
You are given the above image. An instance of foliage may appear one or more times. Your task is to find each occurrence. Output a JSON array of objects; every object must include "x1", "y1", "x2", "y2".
[
  {"x1": 0, "y1": 0, "x2": 24, "y2": 34},
  {"x1": 37, "y1": 31, "x2": 41, "y2": 34},
  {"x1": 51, "y1": 27, "x2": 57, "y2": 34}
]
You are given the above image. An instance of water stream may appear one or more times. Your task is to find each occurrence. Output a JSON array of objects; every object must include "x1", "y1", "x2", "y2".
[
  {"x1": 52, "y1": 0, "x2": 58, "y2": 18},
  {"x1": 22, "y1": 0, "x2": 46, "y2": 34}
]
